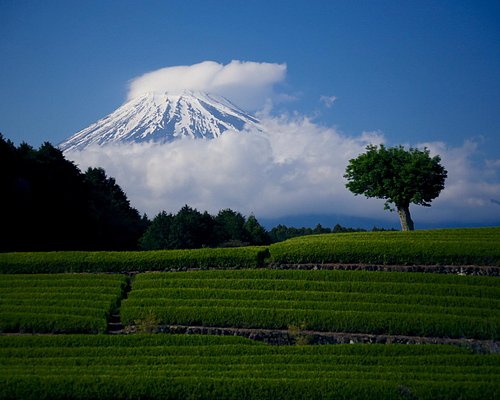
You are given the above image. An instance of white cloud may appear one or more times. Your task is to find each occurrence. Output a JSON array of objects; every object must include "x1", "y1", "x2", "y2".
[
  {"x1": 409, "y1": 140, "x2": 500, "y2": 224},
  {"x1": 66, "y1": 118, "x2": 500, "y2": 227},
  {"x1": 320, "y1": 95, "x2": 337, "y2": 108},
  {"x1": 66, "y1": 115, "x2": 385, "y2": 220},
  {"x1": 127, "y1": 60, "x2": 286, "y2": 111},
  {"x1": 66, "y1": 60, "x2": 500, "y2": 228}
]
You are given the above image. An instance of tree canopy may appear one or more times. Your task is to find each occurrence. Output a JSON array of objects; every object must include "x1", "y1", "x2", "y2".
[
  {"x1": 139, "y1": 207, "x2": 271, "y2": 250},
  {"x1": 0, "y1": 134, "x2": 147, "y2": 251},
  {"x1": 344, "y1": 144, "x2": 447, "y2": 231}
]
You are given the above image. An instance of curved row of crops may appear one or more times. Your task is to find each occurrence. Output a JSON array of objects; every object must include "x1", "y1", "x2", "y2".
[
  {"x1": 0, "y1": 274, "x2": 127, "y2": 333},
  {"x1": 269, "y1": 227, "x2": 500, "y2": 266},
  {"x1": 1, "y1": 335, "x2": 498, "y2": 400},
  {"x1": 0, "y1": 247, "x2": 269, "y2": 274},
  {"x1": 121, "y1": 270, "x2": 500, "y2": 340},
  {"x1": 0, "y1": 228, "x2": 498, "y2": 275}
]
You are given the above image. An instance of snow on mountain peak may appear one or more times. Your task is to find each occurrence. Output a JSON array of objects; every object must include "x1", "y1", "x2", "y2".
[{"x1": 59, "y1": 91, "x2": 262, "y2": 152}]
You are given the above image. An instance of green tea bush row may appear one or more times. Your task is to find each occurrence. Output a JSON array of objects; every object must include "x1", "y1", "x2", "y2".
[
  {"x1": 122, "y1": 305, "x2": 498, "y2": 339},
  {"x1": 135, "y1": 268, "x2": 499, "y2": 286},
  {"x1": 0, "y1": 247, "x2": 270, "y2": 274},
  {"x1": 130, "y1": 278, "x2": 499, "y2": 299},
  {"x1": 0, "y1": 335, "x2": 497, "y2": 400},
  {"x1": 0, "y1": 274, "x2": 126, "y2": 333},
  {"x1": 0, "y1": 313, "x2": 107, "y2": 334},
  {"x1": 269, "y1": 227, "x2": 500, "y2": 266},
  {"x1": 122, "y1": 270, "x2": 500, "y2": 339},
  {"x1": 126, "y1": 287, "x2": 500, "y2": 309},
  {"x1": 3, "y1": 375, "x2": 496, "y2": 400},
  {"x1": 123, "y1": 298, "x2": 494, "y2": 318}
]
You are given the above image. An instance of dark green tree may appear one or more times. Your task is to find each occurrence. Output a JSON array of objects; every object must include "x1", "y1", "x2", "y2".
[
  {"x1": 214, "y1": 209, "x2": 248, "y2": 245},
  {"x1": 0, "y1": 138, "x2": 90, "y2": 250},
  {"x1": 313, "y1": 223, "x2": 331, "y2": 234},
  {"x1": 0, "y1": 133, "x2": 148, "y2": 251},
  {"x1": 344, "y1": 144, "x2": 447, "y2": 231},
  {"x1": 169, "y1": 205, "x2": 215, "y2": 249},
  {"x1": 244, "y1": 214, "x2": 270, "y2": 245},
  {"x1": 84, "y1": 167, "x2": 147, "y2": 250},
  {"x1": 138, "y1": 211, "x2": 174, "y2": 250}
]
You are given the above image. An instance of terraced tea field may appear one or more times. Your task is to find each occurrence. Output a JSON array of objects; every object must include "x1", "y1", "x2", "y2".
[
  {"x1": 0, "y1": 227, "x2": 499, "y2": 399},
  {"x1": 121, "y1": 270, "x2": 500, "y2": 340},
  {"x1": 0, "y1": 274, "x2": 127, "y2": 333},
  {"x1": 269, "y1": 227, "x2": 500, "y2": 266},
  {"x1": 1, "y1": 335, "x2": 498, "y2": 400}
]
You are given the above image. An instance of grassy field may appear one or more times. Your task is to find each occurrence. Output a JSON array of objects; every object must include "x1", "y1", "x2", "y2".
[
  {"x1": 121, "y1": 270, "x2": 500, "y2": 339},
  {"x1": 1, "y1": 334, "x2": 498, "y2": 400}
]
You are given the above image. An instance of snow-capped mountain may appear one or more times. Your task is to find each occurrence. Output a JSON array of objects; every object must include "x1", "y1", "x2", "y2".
[{"x1": 59, "y1": 90, "x2": 262, "y2": 152}]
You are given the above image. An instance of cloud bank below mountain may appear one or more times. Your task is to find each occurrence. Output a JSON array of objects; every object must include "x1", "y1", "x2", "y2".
[{"x1": 66, "y1": 113, "x2": 500, "y2": 228}]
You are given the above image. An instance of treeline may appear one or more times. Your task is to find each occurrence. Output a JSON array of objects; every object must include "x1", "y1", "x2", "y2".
[
  {"x1": 0, "y1": 134, "x2": 148, "y2": 251},
  {"x1": 139, "y1": 206, "x2": 269, "y2": 249},
  {"x1": 1, "y1": 133, "x2": 388, "y2": 252},
  {"x1": 268, "y1": 223, "x2": 396, "y2": 242},
  {"x1": 0, "y1": 134, "x2": 269, "y2": 252}
]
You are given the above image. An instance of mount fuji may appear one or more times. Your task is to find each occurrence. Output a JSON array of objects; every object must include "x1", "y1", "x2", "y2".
[{"x1": 59, "y1": 90, "x2": 262, "y2": 152}]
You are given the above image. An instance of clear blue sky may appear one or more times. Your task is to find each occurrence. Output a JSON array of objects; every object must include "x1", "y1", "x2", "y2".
[{"x1": 1, "y1": 0, "x2": 499, "y2": 157}]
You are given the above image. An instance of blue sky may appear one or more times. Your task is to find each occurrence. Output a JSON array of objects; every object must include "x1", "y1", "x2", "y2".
[{"x1": 1, "y1": 0, "x2": 499, "y2": 227}]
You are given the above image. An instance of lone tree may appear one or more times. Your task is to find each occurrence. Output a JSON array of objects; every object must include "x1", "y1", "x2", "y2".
[{"x1": 344, "y1": 144, "x2": 447, "y2": 231}]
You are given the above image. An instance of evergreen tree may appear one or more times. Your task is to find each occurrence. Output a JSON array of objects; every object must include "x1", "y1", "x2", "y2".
[
  {"x1": 0, "y1": 134, "x2": 147, "y2": 251},
  {"x1": 84, "y1": 167, "x2": 147, "y2": 250},
  {"x1": 244, "y1": 215, "x2": 270, "y2": 245},
  {"x1": 214, "y1": 209, "x2": 248, "y2": 245},
  {"x1": 169, "y1": 205, "x2": 215, "y2": 249},
  {"x1": 138, "y1": 211, "x2": 173, "y2": 250}
]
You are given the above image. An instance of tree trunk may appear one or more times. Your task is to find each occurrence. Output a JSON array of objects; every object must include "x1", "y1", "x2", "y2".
[{"x1": 397, "y1": 205, "x2": 414, "y2": 231}]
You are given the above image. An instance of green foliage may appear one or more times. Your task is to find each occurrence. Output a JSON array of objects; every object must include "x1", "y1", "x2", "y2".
[
  {"x1": 345, "y1": 144, "x2": 447, "y2": 209},
  {"x1": 244, "y1": 214, "x2": 271, "y2": 245},
  {"x1": 268, "y1": 223, "x2": 379, "y2": 242},
  {"x1": 84, "y1": 167, "x2": 148, "y2": 250},
  {"x1": 138, "y1": 211, "x2": 174, "y2": 250},
  {"x1": 0, "y1": 247, "x2": 270, "y2": 273},
  {"x1": 0, "y1": 274, "x2": 126, "y2": 333},
  {"x1": 139, "y1": 206, "x2": 270, "y2": 250},
  {"x1": 215, "y1": 208, "x2": 248, "y2": 244},
  {"x1": 1, "y1": 335, "x2": 498, "y2": 400},
  {"x1": 269, "y1": 227, "x2": 500, "y2": 266},
  {"x1": 168, "y1": 205, "x2": 215, "y2": 249},
  {"x1": 120, "y1": 270, "x2": 500, "y2": 340},
  {"x1": 344, "y1": 144, "x2": 447, "y2": 230},
  {"x1": 0, "y1": 134, "x2": 147, "y2": 251}
]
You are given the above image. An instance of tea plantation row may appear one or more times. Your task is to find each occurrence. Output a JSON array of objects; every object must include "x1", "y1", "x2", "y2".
[
  {"x1": 122, "y1": 270, "x2": 500, "y2": 340},
  {"x1": 1, "y1": 335, "x2": 498, "y2": 400},
  {"x1": 0, "y1": 274, "x2": 126, "y2": 333},
  {"x1": 1, "y1": 270, "x2": 498, "y2": 339},
  {"x1": 0, "y1": 227, "x2": 498, "y2": 274}
]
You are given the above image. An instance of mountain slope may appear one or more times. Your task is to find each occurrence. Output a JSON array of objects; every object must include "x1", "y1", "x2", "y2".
[{"x1": 59, "y1": 91, "x2": 262, "y2": 152}]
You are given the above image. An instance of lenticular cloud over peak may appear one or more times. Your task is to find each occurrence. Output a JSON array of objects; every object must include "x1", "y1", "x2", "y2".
[{"x1": 127, "y1": 60, "x2": 287, "y2": 110}]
